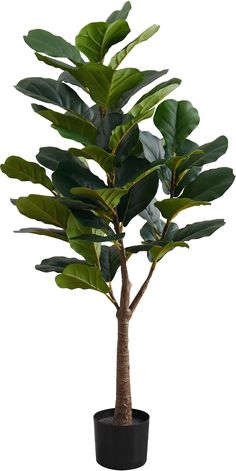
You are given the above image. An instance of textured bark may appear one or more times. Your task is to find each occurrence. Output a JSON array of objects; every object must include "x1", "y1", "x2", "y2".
[{"x1": 113, "y1": 311, "x2": 132, "y2": 426}]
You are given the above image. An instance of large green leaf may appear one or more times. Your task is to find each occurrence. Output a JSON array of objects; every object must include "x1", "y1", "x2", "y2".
[
  {"x1": 71, "y1": 187, "x2": 128, "y2": 212},
  {"x1": 109, "y1": 24, "x2": 159, "y2": 69},
  {"x1": 96, "y1": 111, "x2": 124, "y2": 150},
  {"x1": 117, "y1": 69, "x2": 168, "y2": 108},
  {"x1": 75, "y1": 20, "x2": 130, "y2": 63},
  {"x1": 14, "y1": 227, "x2": 67, "y2": 241},
  {"x1": 118, "y1": 171, "x2": 159, "y2": 225},
  {"x1": 154, "y1": 99, "x2": 200, "y2": 159},
  {"x1": 100, "y1": 245, "x2": 121, "y2": 281},
  {"x1": 32, "y1": 104, "x2": 97, "y2": 146},
  {"x1": 24, "y1": 29, "x2": 84, "y2": 63},
  {"x1": 56, "y1": 263, "x2": 109, "y2": 292},
  {"x1": 16, "y1": 77, "x2": 93, "y2": 119},
  {"x1": 182, "y1": 167, "x2": 235, "y2": 201},
  {"x1": 69, "y1": 146, "x2": 115, "y2": 173},
  {"x1": 115, "y1": 155, "x2": 162, "y2": 187},
  {"x1": 178, "y1": 136, "x2": 228, "y2": 171},
  {"x1": 150, "y1": 241, "x2": 189, "y2": 262},
  {"x1": 75, "y1": 64, "x2": 143, "y2": 109},
  {"x1": 36, "y1": 147, "x2": 79, "y2": 171},
  {"x1": 66, "y1": 213, "x2": 101, "y2": 265},
  {"x1": 173, "y1": 219, "x2": 225, "y2": 242},
  {"x1": 155, "y1": 198, "x2": 210, "y2": 221},
  {"x1": 16, "y1": 195, "x2": 69, "y2": 228},
  {"x1": 36, "y1": 256, "x2": 81, "y2": 273},
  {"x1": 109, "y1": 109, "x2": 154, "y2": 153},
  {"x1": 1, "y1": 156, "x2": 54, "y2": 191},
  {"x1": 52, "y1": 160, "x2": 106, "y2": 198},
  {"x1": 130, "y1": 79, "x2": 181, "y2": 117},
  {"x1": 106, "y1": 2, "x2": 132, "y2": 23}
]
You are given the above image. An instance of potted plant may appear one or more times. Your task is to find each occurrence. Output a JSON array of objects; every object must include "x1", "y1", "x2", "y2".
[{"x1": 1, "y1": 1, "x2": 234, "y2": 469}]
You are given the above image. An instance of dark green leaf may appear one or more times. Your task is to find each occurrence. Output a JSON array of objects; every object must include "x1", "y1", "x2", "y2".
[
  {"x1": 24, "y1": 29, "x2": 84, "y2": 63},
  {"x1": 16, "y1": 195, "x2": 69, "y2": 228},
  {"x1": 75, "y1": 20, "x2": 130, "y2": 63},
  {"x1": 139, "y1": 199, "x2": 163, "y2": 235},
  {"x1": 32, "y1": 104, "x2": 97, "y2": 146},
  {"x1": 1, "y1": 156, "x2": 54, "y2": 191},
  {"x1": 118, "y1": 171, "x2": 159, "y2": 225},
  {"x1": 106, "y1": 2, "x2": 132, "y2": 23},
  {"x1": 14, "y1": 227, "x2": 67, "y2": 241},
  {"x1": 56, "y1": 263, "x2": 109, "y2": 292},
  {"x1": 130, "y1": 79, "x2": 181, "y2": 117},
  {"x1": 154, "y1": 99, "x2": 200, "y2": 159},
  {"x1": 35, "y1": 256, "x2": 81, "y2": 273},
  {"x1": 117, "y1": 69, "x2": 168, "y2": 108},
  {"x1": 96, "y1": 112, "x2": 124, "y2": 151},
  {"x1": 109, "y1": 109, "x2": 154, "y2": 154},
  {"x1": 100, "y1": 246, "x2": 121, "y2": 282},
  {"x1": 178, "y1": 136, "x2": 228, "y2": 171},
  {"x1": 66, "y1": 213, "x2": 101, "y2": 265},
  {"x1": 52, "y1": 160, "x2": 106, "y2": 198},
  {"x1": 109, "y1": 25, "x2": 159, "y2": 69},
  {"x1": 173, "y1": 219, "x2": 225, "y2": 241},
  {"x1": 140, "y1": 130, "x2": 171, "y2": 194},
  {"x1": 182, "y1": 167, "x2": 235, "y2": 201},
  {"x1": 155, "y1": 198, "x2": 210, "y2": 221},
  {"x1": 36, "y1": 147, "x2": 76, "y2": 171},
  {"x1": 116, "y1": 155, "x2": 161, "y2": 187},
  {"x1": 75, "y1": 64, "x2": 143, "y2": 109},
  {"x1": 71, "y1": 187, "x2": 128, "y2": 212},
  {"x1": 15, "y1": 77, "x2": 92, "y2": 119}
]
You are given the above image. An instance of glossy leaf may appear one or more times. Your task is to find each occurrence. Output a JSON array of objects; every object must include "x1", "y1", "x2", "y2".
[
  {"x1": 1, "y1": 156, "x2": 54, "y2": 191},
  {"x1": 71, "y1": 187, "x2": 128, "y2": 211},
  {"x1": 118, "y1": 171, "x2": 159, "y2": 225},
  {"x1": 154, "y1": 99, "x2": 200, "y2": 159},
  {"x1": 117, "y1": 69, "x2": 168, "y2": 108},
  {"x1": 52, "y1": 160, "x2": 105, "y2": 198},
  {"x1": 24, "y1": 29, "x2": 84, "y2": 63},
  {"x1": 130, "y1": 78, "x2": 181, "y2": 117},
  {"x1": 109, "y1": 109, "x2": 154, "y2": 153},
  {"x1": 106, "y1": 2, "x2": 132, "y2": 23},
  {"x1": 100, "y1": 245, "x2": 121, "y2": 281},
  {"x1": 56, "y1": 263, "x2": 109, "y2": 292},
  {"x1": 36, "y1": 256, "x2": 81, "y2": 273},
  {"x1": 75, "y1": 20, "x2": 130, "y2": 63},
  {"x1": 109, "y1": 24, "x2": 159, "y2": 69},
  {"x1": 182, "y1": 168, "x2": 235, "y2": 201},
  {"x1": 36, "y1": 147, "x2": 79, "y2": 171},
  {"x1": 15, "y1": 77, "x2": 92, "y2": 119},
  {"x1": 16, "y1": 195, "x2": 69, "y2": 228},
  {"x1": 96, "y1": 112, "x2": 124, "y2": 151},
  {"x1": 32, "y1": 104, "x2": 97, "y2": 146},
  {"x1": 70, "y1": 146, "x2": 115, "y2": 173},
  {"x1": 116, "y1": 155, "x2": 162, "y2": 187},
  {"x1": 178, "y1": 136, "x2": 228, "y2": 171},
  {"x1": 155, "y1": 198, "x2": 210, "y2": 221},
  {"x1": 14, "y1": 227, "x2": 67, "y2": 241},
  {"x1": 75, "y1": 64, "x2": 143, "y2": 109},
  {"x1": 173, "y1": 219, "x2": 225, "y2": 241},
  {"x1": 150, "y1": 241, "x2": 189, "y2": 262},
  {"x1": 66, "y1": 213, "x2": 101, "y2": 265}
]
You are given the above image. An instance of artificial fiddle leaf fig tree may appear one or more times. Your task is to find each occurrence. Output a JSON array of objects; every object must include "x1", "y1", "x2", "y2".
[{"x1": 1, "y1": 2, "x2": 235, "y2": 469}]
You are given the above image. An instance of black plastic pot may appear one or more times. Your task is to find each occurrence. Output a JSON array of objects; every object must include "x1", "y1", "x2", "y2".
[{"x1": 93, "y1": 408, "x2": 150, "y2": 470}]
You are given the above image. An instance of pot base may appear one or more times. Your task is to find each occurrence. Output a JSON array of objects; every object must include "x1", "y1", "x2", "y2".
[{"x1": 93, "y1": 408, "x2": 150, "y2": 470}]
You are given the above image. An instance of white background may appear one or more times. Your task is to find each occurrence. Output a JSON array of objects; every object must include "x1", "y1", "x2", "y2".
[{"x1": 0, "y1": 1, "x2": 235, "y2": 470}]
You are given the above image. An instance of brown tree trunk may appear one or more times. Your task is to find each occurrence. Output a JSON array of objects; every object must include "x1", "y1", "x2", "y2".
[{"x1": 113, "y1": 310, "x2": 132, "y2": 426}]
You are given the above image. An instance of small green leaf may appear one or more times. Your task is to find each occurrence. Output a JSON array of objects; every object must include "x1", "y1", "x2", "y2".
[
  {"x1": 75, "y1": 64, "x2": 143, "y2": 109},
  {"x1": 75, "y1": 20, "x2": 130, "y2": 63},
  {"x1": 130, "y1": 78, "x2": 181, "y2": 117},
  {"x1": 173, "y1": 219, "x2": 225, "y2": 241},
  {"x1": 109, "y1": 24, "x2": 159, "y2": 69},
  {"x1": 24, "y1": 29, "x2": 84, "y2": 63},
  {"x1": 32, "y1": 104, "x2": 97, "y2": 146},
  {"x1": 14, "y1": 227, "x2": 67, "y2": 241},
  {"x1": 155, "y1": 198, "x2": 210, "y2": 221},
  {"x1": 181, "y1": 167, "x2": 235, "y2": 201},
  {"x1": 66, "y1": 213, "x2": 101, "y2": 265},
  {"x1": 154, "y1": 99, "x2": 200, "y2": 159},
  {"x1": 55, "y1": 263, "x2": 109, "y2": 292},
  {"x1": 106, "y1": 2, "x2": 132, "y2": 23},
  {"x1": 150, "y1": 241, "x2": 189, "y2": 262},
  {"x1": 69, "y1": 146, "x2": 115, "y2": 173},
  {"x1": 1, "y1": 156, "x2": 54, "y2": 191},
  {"x1": 36, "y1": 256, "x2": 82, "y2": 273},
  {"x1": 16, "y1": 195, "x2": 69, "y2": 228},
  {"x1": 100, "y1": 245, "x2": 121, "y2": 281}
]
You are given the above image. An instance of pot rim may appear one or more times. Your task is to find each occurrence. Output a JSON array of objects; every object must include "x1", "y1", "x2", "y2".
[{"x1": 93, "y1": 408, "x2": 150, "y2": 427}]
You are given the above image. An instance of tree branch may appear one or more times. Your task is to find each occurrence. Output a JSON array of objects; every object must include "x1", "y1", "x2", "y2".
[
  {"x1": 114, "y1": 214, "x2": 131, "y2": 314},
  {"x1": 129, "y1": 262, "x2": 156, "y2": 314}
]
